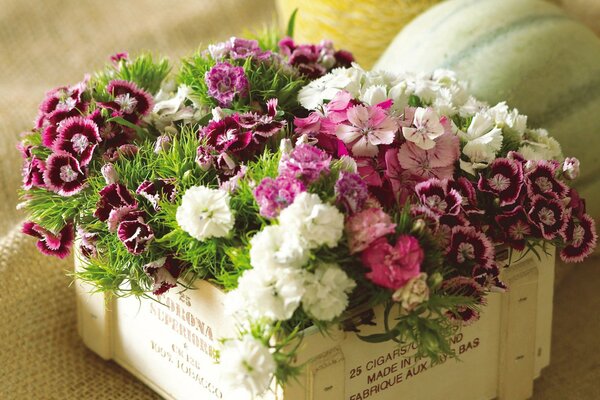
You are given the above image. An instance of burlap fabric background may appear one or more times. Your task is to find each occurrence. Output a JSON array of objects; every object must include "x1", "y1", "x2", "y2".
[{"x1": 0, "y1": 1, "x2": 598, "y2": 399}]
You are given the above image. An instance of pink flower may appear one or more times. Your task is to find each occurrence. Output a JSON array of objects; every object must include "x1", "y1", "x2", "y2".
[
  {"x1": 53, "y1": 116, "x2": 101, "y2": 166},
  {"x1": 478, "y1": 158, "x2": 524, "y2": 207},
  {"x1": 401, "y1": 107, "x2": 446, "y2": 150},
  {"x1": 110, "y1": 52, "x2": 129, "y2": 65},
  {"x1": 325, "y1": 90, "x2": 355, "y2": 124},
  {"x1": 336, "y1": 105, "x2": 397, "y2": 157},
  {"x1": 23, "y1": 157, "x2": 46, "y2": 190},
  {"x1": 94, "y1": 183, "x2": 137, "y2": 222},
  {"x1": 361, "y1": 235, "x2": 423, "y2": 291},
  {"x1": 205, "y1": 62, "x2": 249, "y2": 107},
  {"x1": 345, "y1": 208, "x2": 397, "y2": 254},
  {"x1": 253, "y1": 175, "x2": 306, "y2": 218},
  {"x1": 397, "y1": 132, "x2": 459, "y2": 181},
  {"x1": 22, "y1": 222, "x2": 74, "y2": 259},
  {"x1": 294, "y1": 112, "x2": 323, "y2": 136},
  {"x1": 143, "y1": 256, "x2": 186, "y2": 295},
  {"x1": 562, "y1": 157, "x2": 580, "y2": 180},
  {"x1": 229, "y1": 37, "x2": 270, "y2": 60},
  {"x1": 560, "y1": 214, "x2": 597, "y2": 263},
  {"x1": 279, "y1": 144, "x2": 331, "y2": 184},
  {"x1": 43, "y1": 152, "x2": 87, "y2": 196}
]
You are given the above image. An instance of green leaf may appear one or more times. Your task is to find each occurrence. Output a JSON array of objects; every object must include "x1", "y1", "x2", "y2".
[
  {"x1": 286, "y1": 9, "x2": 299, "y2": 38},
  {"x1": 357, "y1": 329, "x2": 401, "y2": 344}
]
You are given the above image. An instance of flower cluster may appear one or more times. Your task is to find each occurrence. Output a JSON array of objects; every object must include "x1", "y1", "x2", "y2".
[{"x1": 17, "y1": 28, "x2": 596, "y2": 399}]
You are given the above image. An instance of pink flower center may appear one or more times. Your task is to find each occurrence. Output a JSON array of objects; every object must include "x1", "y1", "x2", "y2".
[
  {"x1": 115, "y1": 93, "x2": 138, "y2": 114},
  {"x1": 457, "y1": 242, "x2": 475, "y2": 263},
  {"x1": 535, "y1": 176, "x2": 552, "y2": 192},
  {"x1": 59, "y1": 165, "x2": 78, "y2": 182},
  {"x1": 538, "y1": 207, "x2": 556, "y2": 226},
  {"x1": 509, "y1": 221, "x2": 531, "y2": 240},
  {"x1": 71, "y1": 133, "x2": 89, "y2": 153},
  {"x1": 572, "y1": 225, "x2": 585, "y2": 247},
  {"x1": 488, "y1": 173, "x2": 511, "y2": 192}
]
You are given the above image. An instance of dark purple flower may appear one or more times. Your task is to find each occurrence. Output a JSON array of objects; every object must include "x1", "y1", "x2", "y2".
[
  {"x1": 53, "y1": 116, "x2": 101, "y2": 166},
  {"x1": 279, "y1": 144, "x2": 331, "y2": 184},
  {"x1": 253, "y1": 175, "x2": 306, "y2": 218},
  {"x1": 565, "y1": 188, "x2": 586, "y2": 220},
  {"x1": 94, "y1": 183, "x2": 137, "y2": 222},
  {"x1": 448, "y1": 177, "x2": 479, "y2": 213},
  {"x1": 36, "y1": 79, "x2": 88, "y2": 129},
  {"x1": 195, "y1": 144, "x2": 217, "y2": 170},
  {"x1": 43, "y1": 152, "x2": 86, "y2": 196},
  {"x1": 525, "y1": 160, "x2": 568, "y2": 200},
  {"x1": 528, "y1": 195, "x2": 567, "y2": 240},
  {"x1": 415, "y1": 178, "x2": 462, "y2": 216},
  {"x1": 204, "y1": 62, "x2": 249, "y2": 107},
  {"x1": 472, "y1": 263, "x2": 507, "y2": 292},
  {"x1": 117, "y1": 213, "x2": 154, "y2": 255},
  {"x1": 77, "y1": 226, "x2": 98, "y2": 258},
  {"x1": 143, "y1": 255, "x2": 186, "y2": 295},
  {"x1": 478, "y1": 158, "x2": 523, "y2": 207},
  {"x1": 441, "y1": 277, "x2": 486, "y2": 325},
  {"x1": 200, "y1": 116, "x2": 253, "y2": 155},
  {"x1": 447, "y1": 226, "x2": 494, "y2": 270},
  {"x1": 238, "y1": 99, "x2": 286, "y2": 137},
  {"x1": 101, "y1": 80, "x2": 153, "y2": 124},
  {"x1": 22, "y1": 222, "x2": 74, "y2": 259},
  {"x1": 495, "y1": 206, "x2": 538, "y2": 251},
  {"x1": 335, "y1": 171, "x2": 369, "y2": 214},
  {"x1": 136, "y1": 179, "x2": 177, "y2": 211},
  {"x1": 560, "y1": 214, "x2": 597, "y2": 263},
  {"x1": 334, "y1": 49, "x2": 355, "y2": 67},
  {"x1": 107, "y1": 206, "x2": 141, "y2": 233},
  {"x1": 23, "y1": 157, "x2": 46, "y2": 190},
  {"x1": 88, "y1": 108, "x2": 135, "y2": 151}
]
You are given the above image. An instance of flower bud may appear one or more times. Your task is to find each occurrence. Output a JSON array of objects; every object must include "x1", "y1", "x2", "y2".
[
  {"x1": 279, "y1": 138, "x2": 293, "y2": 155},
  {"x1": 562, "y1": 157, "x2": 580, "y2": 180},
  {"x1": 154, "y1": 135, "x2": 172, "y2": 154},
  {"x1": 411, "y1": 219, "x2": 426, "y2": 235},
  {"x1": 101, "y1": 163, "x2": 119, "y2": 184}
]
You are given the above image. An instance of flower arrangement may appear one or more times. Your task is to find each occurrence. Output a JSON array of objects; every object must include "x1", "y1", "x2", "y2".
[{"x1": 17, "y1": 20, "x2": 596, "y2": 397}]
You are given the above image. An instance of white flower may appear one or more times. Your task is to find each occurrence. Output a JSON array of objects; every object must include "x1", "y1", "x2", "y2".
[
  {"x1": 279, "y1": 192, "x2": 344, "y2": 249},
  {"x1": 249, "y1": 225, "x2": 309, "y2": 270},
  {"x1": 459, "y1": 111, "x2": 504, "y2": 174},
  {"x1": 219, "y1": 335, "x2": 276, "y2": 397},
  {"x1": 337, "y1": 155, "x2": 358, "y2": 173},
  {"x1": 563, "y1": 157, "x2": 580, "y2": 180},
  {"x1": 176, "y1": 186, "x2": 234, "y2": 241},
  {"x1": 359, "y1": 84, "x2": 388, "y2": 106},
  {"x1": 208, "y1": 41, "x2": 230, "y2": 60},
  {"x1": 225, "y1": 267, "x2": 305, "y2": 321},
  {"x1": 392, "y1": 273, "x2": 430, "y2": 312},
  {"x1": 402, "y1": 107, "x2": 445, "y2": 150},
  {"x1": 302, "y1": 263, "x2": 356, "y2": 321},
  {"x1": 298, "y1": 66, "x2": 363, "y2": 109},
  {"x1": 459, "y1": 96, "x2": 487, "y2": 118},
  {"x1": 487, "y1": 102, "x2": 527, "y2": 135},
  {"x1": 518, "y1": 128, "x2": 562, "y2": 161}
]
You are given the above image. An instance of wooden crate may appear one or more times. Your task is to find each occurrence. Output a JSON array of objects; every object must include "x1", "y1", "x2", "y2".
[{"x1": 76, "y1": 248, "x2": 554, "y2": 400}]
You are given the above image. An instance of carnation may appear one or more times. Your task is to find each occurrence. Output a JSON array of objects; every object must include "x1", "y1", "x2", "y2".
[
  {"x1": 205, "y1": 62, "x2": 249, "y2": 107},
  {"x1": 176, "y1": 186, "x2": 234, "y2": 241},
  {"x1": 219, "y1": 335, "x2": 276, "y2": 397},
  {"x1": 249, "y1": 225, "x2": 309, "y2": 271},
  {"x1": 392, "y1": 273, "x2": 430, "y2": 312},
  {"x1": 278, "y1": 192, "x2": 344, "y2": 250},
  {"x1": 302, "y1": 263, "x2": 356, "y2": 321}
]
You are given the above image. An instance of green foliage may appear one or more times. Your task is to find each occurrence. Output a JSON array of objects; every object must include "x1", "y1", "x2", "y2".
[{"x1": 20, "y1": 187, "x2": 86, "y2": 233}]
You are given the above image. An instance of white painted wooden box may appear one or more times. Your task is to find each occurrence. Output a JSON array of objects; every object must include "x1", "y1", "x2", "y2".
[{"x1": 76, "y1": 248, "x2": 555, "y2": 400}]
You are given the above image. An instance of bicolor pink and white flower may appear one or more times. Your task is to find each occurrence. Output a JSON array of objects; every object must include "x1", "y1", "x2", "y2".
[
  {"x1": 143, "y1": 256, "x2": 186, "y2": 295},
  {"x1": 415, "y1": 178, "x2": 462, "y2": 216},
  {"x1": 345, "y1": 208, "x2": 396, "y2": 254},
  {"x1": 401, "y1": 107, "x2": 446, "y2": 150},
  {"x1": 398, "y1": 132, "x2": 460, "y2": 180},
  {"x1": 94, "y1": 183, "x2": 138, "y2": 222},
  {"x1": 560, "y1": 214, "x2": 597, "y2": 263},
  {"x1": 446, "y1": 226, "x2": 494, "y2": 269},
  {"x1": 43, "y1": 152, "x2": 87, "y2": 196},
  {"x1": 528, "y1": 195, "x2": 567, "y2": 240},
  {"x1": 117, "y1": 212, "x2": 155, "y2": 254},
  {"x1": 53, "y1": 116, "x2": 101, "y2": 166},
  {"x1": 478, "y1": 158, "x2": 524, "y2": 207},
  {"x1": 22, "y1": 222, "x2": 74, "y2": 259},
  {"x1": 336, "y1": 105, "x2": 397, "y2": 157},
  {"x1": 136, "y1": 179, "x2": 177, "y2": 211},
  {"x1": 495, "y1": 207, "x2": 537, "y2": 251}
]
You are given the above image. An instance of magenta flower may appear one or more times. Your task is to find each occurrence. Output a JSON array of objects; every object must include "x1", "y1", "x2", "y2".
[
  {"x1": 346, "y1": 208, "x2": 397, "y2": 254},
  {"x1": 107, "y1": 207, "x2": 141, "y2": 233},
  {"x1": 238, "y1": 99, "x2": 286, "y2": 137},
  {"x1": 336, "y1": 105, "x2": 397, "y2": 157},
  {"x1": 495, "y1": 206, "x2": 537, "y2": 251},
  {"x1": 43, "y1": 152, "x2": 86, "y2": 196},
  {"x1": 279, "y1": 37, "x2": 325, "y2": 78},
  {"x1": 446, "y1": 226, "x2": 494, "y2": 269},
  {"x1": 415, "y1": 178, "x2": 462, "y2": 216},
  {"x1": 525, "y1": 160, "x2": 568, "y2": 200},
  {"x1": 478, "y1": 158, "x2": 524, "y2": 207},
  {"x1": 117, "y1": 213, "x2": 154, "y2": 255},
  {"x1": 110, "y1": 52, "x2": 129, "y2": 65},
  {"x1": 441, "y1": 277, "x2": 485, "y2": 325},
  {"x1": 22, "y1": 157, "x2": 46, "y2": 190},
  {"x1": 294, "y1": 112, "x2": 323, "y2": 136},
  {"x1": 22, "y1": 222, "x2": 74, "y2": 259},
  {"x1": 279, "y1": 144, "x2": 331, "y2": 184},
  {"x1": 253, "y1": 175, "x2": 306, "y2": 218},
  {"x1": 205, "y1": 62, "x2": 249, "y2": 107},
  {"x1": 36, "y1": 79, "x2": 88, "y2": 129},
  {"x1": 325, "y1": 91, "x2": 355, "y2": 124},
  {"x1": 136, "y1": 179, "x2": 177, "y2": 211},
  {"x1": 560, "y1": 214, "x2": 597, "y2": 263},
  {"x1": 200, "y1": 116, "x2": 252, "y2": 155},
  {"x1": 335, "y1": 172, "x2": 369, "y2": 214},
  {"x1": 398, "y1": 132, "x2": 459, "y2": 181},
  {"x1": 229, "y1": 37, "x2": 270, "y2": 60},
  {"x1": 361, "y1": 235, "x2": 424, "y2": 291},
  {"x1": 53, "y1": 116, "x2": 101, "y2": 166},
  {"x1": 94, "y1": 183, "x2": 138, "y2": 222},
  {"x1": 448, "y1": 177, "x2": 478, "y2": 212},
  {"x1": 143, "y1": 256, "x2": 186, "y2": 295},
  {"x1": 105, "y1": 80, "x2": 153, "y2": 123},
  {"x1": 528, "y1": 195, "x2": 567, "y2": 240}
]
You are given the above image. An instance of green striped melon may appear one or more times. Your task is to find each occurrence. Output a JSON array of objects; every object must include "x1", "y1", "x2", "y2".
[{"x1": 375, "y1": 0, "x2": 600, "y2": 219}]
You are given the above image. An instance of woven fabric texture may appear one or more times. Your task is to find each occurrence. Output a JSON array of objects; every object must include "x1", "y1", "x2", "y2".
[{"x1": 0, "y1": 0, "x2": 598, "y2": 399}]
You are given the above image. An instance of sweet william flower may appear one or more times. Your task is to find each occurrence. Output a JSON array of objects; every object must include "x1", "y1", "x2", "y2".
[
  {"x1": 302, "y1": 262, "x2": 356, "y2": 321},
  {"x1": 361, "y1": 235, "x2": 424, "y2": 291},
  {"x1": 560, "y1": 214, "x2": 597, "y2": 263},
  {"x1": 401, "y1": 107, "x2": 446, "y2": 150},
  {"x1": 279, "y1": 192, "x2": 344, "y2": 250},
  {"x1": 249, "y1": 225, "x2": 309, "y2": 270},
  {"x1": 562, "y1": 157, "x2": 580, "y2": 180},
  {"x1": 100, "y1": 163, "x2": 118, "y2": 184},
  {"x1": 117, "y1": 212, "x2": 155, "y2": 254},
  {"x1": 176, "y1": 186, "x2": 234, "y2": 241},
  {"x1": 53, "y1": 116, "x2": 101, "y2": 166},
  {"x1": 219, "y1": 335, "x2": 276, "y2": 397},
  {"x1": 43, "y1": 151, "x2": 86, "y2": 196},
  {"x1": 335, "y1": 171, "x2": 369, "y2": 214},
  {"x1": 94, "y1": 183, "x2": 137, "y2": 222},
  {"x1": 398, "y1": 132, "x2": 460, "y2": 181},
  {"x1": 336, "y1": 104, "x2": 397, "y2": 157},
  {"x1": 22, "y1": 222, "x2": 74, "y2": 259},
  {"x1": 279, "y1": 144, "x2": 331, "y2": 184},
  {"x1": 442, "y1": 277, "x2": 485, "y2": 325},
  {"x1": 143, "y1": 256, "x2": 185, "y2": 295},
  {"x1": 345, "y1": 208, "x2": 396, "y2": 254},
  {"x1": 22, "y1": 157, "x2": 45, "y2": 190},
  {"x1": 495, "y1": 206, "x2": 537, "y2": 251},
  {"x1": 446, "y1": 226, "x2": 494, "y2": 269},
  {"x1": 253, "y1": 175, "x2": 306, "y2": 218},
  {"x1": 136, "y1": 179, "x2": 177, "y2": 211},
  {"x1": 477, "y1": 158, "x2": 524, "y2": 207},
  {"x1": 392, "y1": 273, "x2": 430, "y2": 312},
  {"x1": 528, "y1": 195, "x2": 567, "y2": 240},
  {"x1": 205, "y1": 62, "x2": 249, "y2": 107},
  {"x1": 103, "y1": 80, "x2": 153, "y2": 124}
]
